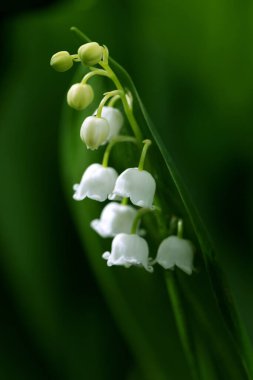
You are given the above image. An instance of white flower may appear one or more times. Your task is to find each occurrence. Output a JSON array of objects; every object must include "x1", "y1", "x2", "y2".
[
  {"x1": 100, "y1": 106, "x2": 124, "y2": 141},
  {"x1": 80, "y1": 116, "x2": 109, "y2": 150},
  {"x1": 109, "y1": 168, "x2": 156, "y2": 209},
  {"x1": 102, "y1": 233, "x2": 153, "y2": 272},
  {"x1": 93, "y1": 106, "x2": 124, "y2": 142},
  {"x1": 155, "y1": 236, "x2": 194, "y2": 275},
  {"x1": 91, "y1": 202, "x2": 138, "y2": 237},
  {"x1": 73, "y1": 163, "x2": 118, "y2": 202}
]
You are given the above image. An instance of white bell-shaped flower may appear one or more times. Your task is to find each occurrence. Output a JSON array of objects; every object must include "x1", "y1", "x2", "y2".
[
  {"x1": 73, "y1": 163, "x2": 118, "y2": 202},
  {"x1": 80, "y1": 116, "x2": 109, "y2": 150},
  {"x1": 155, "y1": 236, "x2": 194, "y2": 275},
  {"x1": 91, "y1": 202, "x2": 137, "y2": 237},
  {"x1": 100, "y1": 106, "x2": 124, "y2": 141},
  {"x1": 109, "y1": 168, "x2": 156, "y2": 209},
  {"x1": 102, "y1": 233, "x2": 153, "y2": 272}
]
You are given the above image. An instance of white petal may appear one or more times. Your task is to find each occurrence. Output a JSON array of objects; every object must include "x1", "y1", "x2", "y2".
[
  {"x1": 109, "y1": 168, "x2": 156, "y2": 209},
  {"x1": 102, "y1": 251, "x2": 110, "y2": 260},
  {"x1": 73, "y1": 163, "x2": 118, "y2": 202},
  {"x1": 91, "y1": 202, "x2": 137, "y2": 237},
  {"x1": 100, "y1": 106, "x2": 124, "y2": 140},
  {"x1": 156, "y1": 236, "x2": 194, "y2": 275},
  {"x1": 80, "y1": 116, "x2": 110, "y2": 150},
  {"x1": 102, "y1": 233, "x2": 153, "y2": 272}
]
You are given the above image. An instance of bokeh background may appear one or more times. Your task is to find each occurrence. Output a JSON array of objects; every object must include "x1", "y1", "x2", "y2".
[{"x1": 0, "y1": 0, "x2": 252, "y2": 378}]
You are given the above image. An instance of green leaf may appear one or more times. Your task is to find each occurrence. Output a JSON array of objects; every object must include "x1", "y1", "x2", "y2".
[{"x1": 60, "y1": 30, "x2": 253, "y2": 380}]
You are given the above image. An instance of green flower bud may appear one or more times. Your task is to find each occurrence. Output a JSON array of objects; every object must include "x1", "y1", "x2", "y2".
[
  {"x1": 78, "y1": 42, "x2": 103, "y2": 66},
  {"x1": 67, "y1": 84, "x2": 94, "y2": 110},
  {"x1": 50, "y1": 51, "x2": 73, "y2": 72},
  {"x1": 80, "y1": 116, "x2": 109, "y2": 150}
]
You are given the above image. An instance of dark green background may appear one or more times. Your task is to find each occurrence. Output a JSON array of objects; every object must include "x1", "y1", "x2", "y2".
[{"x1": 0, "y1": 0, "x2": 252, "y2": 378}]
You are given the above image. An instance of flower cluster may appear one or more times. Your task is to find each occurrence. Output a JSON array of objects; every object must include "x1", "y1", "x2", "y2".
[{"x1": 50, "y1": 38, "x2": 195, "y2": 275}]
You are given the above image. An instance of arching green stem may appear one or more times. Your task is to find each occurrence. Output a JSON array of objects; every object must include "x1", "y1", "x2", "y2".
[
  {"x1": 102, "y1": 135, "x2": 138, "y2": 167},
  {"x1": 81, "y1": 69, "x2": 111, "y2": 84},
  {"x1": 108, "y1": 94, "x2": 121, "y2": 107},
  {"x1": 138, "y1": 139, "x2": 152, "y2": 171},
  {"x1": 70, "y1": 26, "x2": 88, "y2": 41},
  {"x1": 96, "y1": 90, "x2": 123, "y2": 118},
  {"x1": 99, "y1": 61, "x2": 142, "y2": 142}
]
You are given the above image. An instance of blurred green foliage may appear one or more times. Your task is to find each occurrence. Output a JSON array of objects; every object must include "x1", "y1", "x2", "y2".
[{"x1": 0, "y1": 0, "x2": 252, "y2": 379}]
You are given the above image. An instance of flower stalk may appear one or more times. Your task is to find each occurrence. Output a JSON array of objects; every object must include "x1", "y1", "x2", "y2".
[
  {"x1": 138, "y1": 139, "x2": 152, "y2": 171},
  {"x1": 131, "y1": 208, "x2": 151, "y2": 234},
  {"x1": 102, "y1": 135, "x2": 138, "y2": 167},
  {"x1": 96, "y1": 90, "x2": 123, "y2": 118},
  {"x1": 81, "y1": 69, "x2": 111, "y2": 84},
  {"x1": 99, "y1": 61, "x2": 143, "y2": 142}
]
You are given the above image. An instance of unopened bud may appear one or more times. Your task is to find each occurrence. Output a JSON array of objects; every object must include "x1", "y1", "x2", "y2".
[
  {"x1": 78, "y1": 42, "x2": 103, "y2": 66},
  {"x1": 80, "y1": 116, "x2": 109, "y2": 150},
  {"x1": 50, "y1": 51, "x2": 73, "y2": 72},
  {"x1": 67, "y1": 83, "x2": 94, "y2": 110}
]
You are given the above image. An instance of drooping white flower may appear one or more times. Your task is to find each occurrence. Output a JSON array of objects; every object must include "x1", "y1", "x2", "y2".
[
  {"x1": 91, "y1": 202, "x2": 137, "y2": 237},
  {"x1": 155, "y1": 236, "x2": 194, "y2": 275},
  {"x1": 80, "y1": 116, "x2": 109, "y2": 150},
  {"x1": 109, "y1": 168, "x2": 156, "y2": 209},
  {"x1": 100, "y1": 106, "x2": 124, "y2": 141},
  {"x1": 93, "y1": 106, "x2": 123, "y2": 143},
  {"x1": 102, "y1": 233, "x2": 153, "y2": 272},
  {"x1": 73, "y1": 163, "x2": 118, "y2": 202}
]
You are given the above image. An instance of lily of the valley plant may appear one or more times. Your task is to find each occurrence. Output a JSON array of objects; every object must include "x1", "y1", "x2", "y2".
[{"x1": 50, "y1": 35, "x2": 195, "y2": 275}]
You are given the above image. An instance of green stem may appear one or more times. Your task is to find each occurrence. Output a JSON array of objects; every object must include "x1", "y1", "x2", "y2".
[
  {"x1": 70, "y1": 26, "x2": 89, "y2": 41},
  {"x1": 99, "y1": 62, "x2": 142, "y2": 141},
  {"x1": 81, "y1": 69, "x2": 111, "y2": 84},
  {"x1": 108, "y1": 94, "x2": 121, "y2": 107},
  {"x1": 102, "y1": 135, "x2": 138, "y2": 167},
  {"x1": 131, "y1": 208, "x2": 151, "y2": 234},
  {"x1": 71, "y1": 54, "x2": 80, "y2": 62},
  {"x1": 96, "y1": 90, "x2": 123, "y2": 118},
  {"x1": 177, "y1": 219, "x2": 183, "y2": 238},
  {"x1": 121, "y1": 197, "x2": 128, "y2": 206},
  {"x1": 165, "y1": 272, "x2": 200, "y2": 380},
  {"x1": 138, "y1": 139, "x2": 152, "y2": 171}
]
